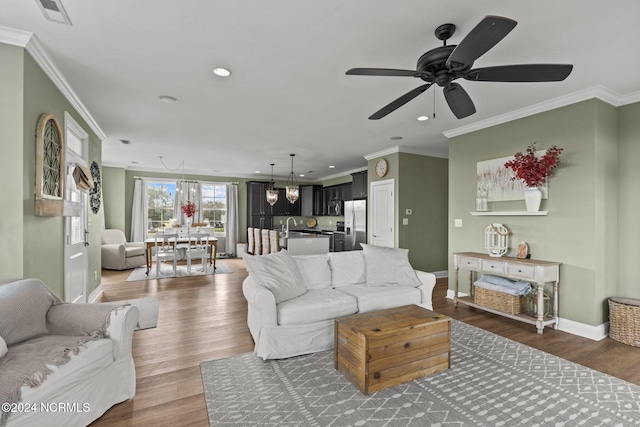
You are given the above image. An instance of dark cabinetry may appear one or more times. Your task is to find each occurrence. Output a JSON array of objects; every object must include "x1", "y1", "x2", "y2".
[
  {"x1": 301, "y1": 185, "x2": 321, "y2": 216},
  {"x1": 247, "y1": 181, "x2": 274, "y2": 229},
  {"x1": 351, "y1": 171, "x2": 368, "y2": 199},
  {"x1": 272, "y1": 188, "x2": 301, "y2": 216}
]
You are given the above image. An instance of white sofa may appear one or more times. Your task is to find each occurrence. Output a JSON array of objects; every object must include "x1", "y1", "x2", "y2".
[
  {"x1": 242, "y1": 245, "x2": 437, "y2": 360},
  {"x1": 0, "y1": 279, "x2": 139, "y2": 427}
]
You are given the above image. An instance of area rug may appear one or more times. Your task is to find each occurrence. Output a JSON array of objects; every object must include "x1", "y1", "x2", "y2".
[
  {"x1": 126, "y1": 262, "x2": 232, "y2": 281},
  {"x1": 114, "y1": 297, "x2": 159, "y2": 330},
  {"x1": 200, "y1": 320, "x2": 640, "y2": 426}
]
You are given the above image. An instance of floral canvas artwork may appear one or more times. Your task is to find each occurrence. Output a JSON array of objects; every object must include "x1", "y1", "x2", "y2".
[{"x1": 477, "y1": 150, "x2": 549, "y2": 202}]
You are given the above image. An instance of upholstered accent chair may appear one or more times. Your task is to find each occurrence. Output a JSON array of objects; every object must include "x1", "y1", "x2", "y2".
[{"x1": 101, "y1": 229, "x2": 146, "y2": 270}]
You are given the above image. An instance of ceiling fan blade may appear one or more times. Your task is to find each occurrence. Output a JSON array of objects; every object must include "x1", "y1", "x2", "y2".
[
  {"x1": 446, "y1": 16, "x2": 517, "y2": 70},
  {"x1": 465, "y1": 64, "x2": 574, "y2": 82},
  {"x1": 443, "y1": 83, "x2": 476, "y2": 119},
  {"x1": 368, "y1": 83, "x2": 432, "y2": 120},
  {"x1": 346, "y1": 68, "x2": 419, "y2": 77}
]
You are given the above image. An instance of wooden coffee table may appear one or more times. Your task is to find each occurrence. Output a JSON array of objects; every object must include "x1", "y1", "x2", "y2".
[{"x1": 334, "y1": 305, "x2": 451, "y2": 394}]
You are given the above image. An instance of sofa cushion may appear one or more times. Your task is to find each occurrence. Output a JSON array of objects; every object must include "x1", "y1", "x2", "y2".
[
  {"x1": 328, "y1": 251, "x2": 366, "y2": 287},
  {"x1": 243, "y1": 250, "x2": 307, "y2": 303},
  {"x1": 361, "y1": 244, "x2": 421, "y2": 287},
  {"x1": 0, "y1": 279, "x2": 58, "y2": 346},
  {"x1": 336, "y1": 284, "x2": 421, "y2": 313},
  {"x1": 125, "y1": 246, "x2": 145, "y2": 258},
  {"x1": 0, "y1": 335, "x2": 6, "y2": 359},
  {"x1": 277, "y1": 289, "x2": 358, "y2": 325},
  {"x1": 293, "y1": 254, "x2": 332, "y2": 290}
]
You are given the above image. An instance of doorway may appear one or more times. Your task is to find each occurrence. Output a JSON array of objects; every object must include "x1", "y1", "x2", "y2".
[{"x1": 370, "y1": 179, "x2": 395, "y2": 248}]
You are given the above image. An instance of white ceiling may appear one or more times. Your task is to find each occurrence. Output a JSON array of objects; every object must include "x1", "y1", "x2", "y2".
[{"x1": 2, "y1": 0, "x2": 639, "y2": 180}]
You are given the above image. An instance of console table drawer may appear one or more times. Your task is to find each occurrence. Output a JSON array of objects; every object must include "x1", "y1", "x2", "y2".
[
  {"x1": 481, "y1": 259, "x2": 506, "y2": 273},
  {"x1": 458, "y1": 256, "x2": 480, "y2": 269},
  {"x1": 507, "y1": 263, "x2": 536, "y2": 279}
]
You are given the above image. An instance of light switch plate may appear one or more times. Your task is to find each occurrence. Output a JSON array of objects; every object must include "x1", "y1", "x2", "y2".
[
  {"x1": 403, "y1": 218, "x2": 409, "y2": 225},
  {"x1": 454, "y1": 219, "x2": 462, "y2": 228}
]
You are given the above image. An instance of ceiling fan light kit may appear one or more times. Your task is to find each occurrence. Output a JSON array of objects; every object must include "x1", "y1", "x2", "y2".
[{"x1": 347, "y1": 15, "x2": 573, "y2": 120}]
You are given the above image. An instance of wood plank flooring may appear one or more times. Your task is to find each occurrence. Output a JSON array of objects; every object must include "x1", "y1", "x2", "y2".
[{"x1": 92, "y1": 259, "x2": 640, "y2": 426}]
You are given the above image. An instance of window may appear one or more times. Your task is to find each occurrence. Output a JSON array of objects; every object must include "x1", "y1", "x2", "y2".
[
  {"x1": 202, "y1": 184, "x2": 226, "y2": 236},
  {"x1": 147, "y1": 181, "x2": 176, "y2": 236}
]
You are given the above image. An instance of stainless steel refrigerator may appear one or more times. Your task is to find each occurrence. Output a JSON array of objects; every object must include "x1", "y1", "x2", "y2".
[{"x1": 344, "y1": 200, "x2": 366, "y2": 251}]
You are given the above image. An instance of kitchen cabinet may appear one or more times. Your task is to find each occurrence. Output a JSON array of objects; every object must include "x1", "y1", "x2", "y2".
[
  {"x1": 273, "y1": 188, "x2": 301, "y2": 216},
  {"x1": 247, "y1": 181, "x2": 276, "y2": 230},
  {"x1": 351, "y1": 171, "x2": 368, "y2": 199},
  {"x1": 301, "y1": 185, "x2": 321, "y2": 216},
  {"x1": 247, "y1": 181, "x2": 273, "y2": 216}
]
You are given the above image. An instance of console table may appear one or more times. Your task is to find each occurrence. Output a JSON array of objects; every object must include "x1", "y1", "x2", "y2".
[{"x1": 453, "y1": 252, "x2": 561, "y2": 334}]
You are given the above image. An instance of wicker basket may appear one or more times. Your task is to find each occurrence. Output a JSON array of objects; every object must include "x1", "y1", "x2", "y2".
[
  {"x1": 609, "y1": 297, "x2": 640, "y2": 347},
  {"x1": 475, "y1": 286, "x2": 525, "y2": 315}
]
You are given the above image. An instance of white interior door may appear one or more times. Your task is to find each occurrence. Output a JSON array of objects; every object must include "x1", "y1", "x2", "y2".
[
  {"x1": 370, "y1": 179, "x2": 394, "y2": 248},
  {"x1": 64, "y1": 113, "x2": 89, "y2": 303}
]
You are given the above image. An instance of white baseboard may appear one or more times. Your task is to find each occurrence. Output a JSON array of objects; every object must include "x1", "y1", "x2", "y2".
[
  {"x1": 444, "y1": 290, "x2": 609, "y2": 341},
  {"x1": 88, "y1": 285, "x2": 103, "y2": 303},
  {"x1": 432, "y1": 270, "x2": 448, "y2": 278}
]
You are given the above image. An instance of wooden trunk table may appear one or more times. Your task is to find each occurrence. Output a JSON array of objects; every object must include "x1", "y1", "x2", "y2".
[{"x1": 334, "y1": 304, "x2": 451, "y2": 395}]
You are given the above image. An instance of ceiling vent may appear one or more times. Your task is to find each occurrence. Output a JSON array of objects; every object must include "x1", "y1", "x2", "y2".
[{"x1": 35, "y1": 0, "x2": 72, "y2": 25}]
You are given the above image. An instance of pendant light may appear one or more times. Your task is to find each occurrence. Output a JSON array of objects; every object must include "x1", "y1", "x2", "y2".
[
  {"x1": 266, "y1": 163, "x2": 278, "y2": 206},
  {"x1": 285, "y1": 154, "x2": 299, "y2": 204}
]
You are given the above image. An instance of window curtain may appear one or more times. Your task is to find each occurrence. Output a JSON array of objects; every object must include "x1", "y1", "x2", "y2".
[
  {"x1": 174, "y1": 180, "x2": 202, "y2": 224},
  {"x1": 131, "y1": 178, "x2": 148, "y2": 242},
  {"x1": 226, "y1": 183, "x2": 239, "y2": 257}
]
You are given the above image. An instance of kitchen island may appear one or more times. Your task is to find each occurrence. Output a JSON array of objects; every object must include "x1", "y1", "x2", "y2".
[{"x1": 281, "y1": 232, "x2": 330, "y2": 255}]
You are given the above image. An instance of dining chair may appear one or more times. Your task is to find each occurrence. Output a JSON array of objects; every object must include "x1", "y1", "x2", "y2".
[
  {"x1": 247, "y1": 227, "x2": 254, "y2": 254},
  {"x1": 186, "y1": 233, "x2": 210, "y2": 274},
  {"x1": 154, "y1": 233, "x2": 179, "y2": 277},
  {"x1": 261, "y1": 229, "x2": 271, "y2": 254}
]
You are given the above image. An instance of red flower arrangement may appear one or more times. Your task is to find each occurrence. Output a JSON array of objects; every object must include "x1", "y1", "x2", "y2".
[
  {"x1": 180, "y1": 200, "x2": 198, "y2": 218},
  {"x1": 504, "y1": 143, "x2": 563, "y2": 188}
]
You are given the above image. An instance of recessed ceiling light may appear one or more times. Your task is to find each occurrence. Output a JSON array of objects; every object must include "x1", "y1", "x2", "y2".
[
  {"x1": 299, "y1": 174, "x2": 305, "y2": 177},
  {"x1": 213, "y1": 67, "x2": 231, "y2": 77},
  {"x1": 158, "y1": 95, "x2": 178, "y2": 103},
  {"x1": 417, "y1": 115, "x2": 429, "y2": 121},
  {"x1": 329, "y1": 165, "x2": 335, "y2": 169},
  {"x1": 390, "y1": 136, "x2": 403, "y2": 141},
  {"x1": 120, "y1": 139, "x2": 131, "y2": 145},
  {"x1": 255, "y1": 170, "x2": 261, "y2": 174}
]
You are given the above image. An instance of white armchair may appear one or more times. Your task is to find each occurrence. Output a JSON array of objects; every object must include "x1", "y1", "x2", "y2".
[{"x1": 101, "y1": 229, "x2": 146, "y2": 270}]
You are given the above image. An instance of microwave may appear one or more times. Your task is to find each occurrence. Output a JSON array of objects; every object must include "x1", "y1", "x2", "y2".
[{"x1": 327, "y1": 200, "x2": 343, "y2": 216}]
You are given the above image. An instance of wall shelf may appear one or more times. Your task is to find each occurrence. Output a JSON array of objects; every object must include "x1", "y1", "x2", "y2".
[{"x1": 470, "y1": 211, "x2": 547, "y2": 216}]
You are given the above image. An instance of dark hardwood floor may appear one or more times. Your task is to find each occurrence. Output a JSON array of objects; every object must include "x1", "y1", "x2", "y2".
[{"x1": 92, "y1": 259, "x2": 640, "y2": 426}]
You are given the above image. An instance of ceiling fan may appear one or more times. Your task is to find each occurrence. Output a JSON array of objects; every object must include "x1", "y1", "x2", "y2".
[{"x1": 346, "y1": 15, "x2": 573, "y2": 120}]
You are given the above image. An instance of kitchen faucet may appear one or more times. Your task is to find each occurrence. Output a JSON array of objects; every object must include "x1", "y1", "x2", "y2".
[{"x1": 286, "y1": 217, "x2": 297, "y2": 237}]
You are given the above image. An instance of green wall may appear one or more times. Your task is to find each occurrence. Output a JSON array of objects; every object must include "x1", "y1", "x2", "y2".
[
  {"x1": 102, "y1": 167, "x2": 126, "y2": 231},
  {"x1": 0, "y1": 43, "x2": 103, "y2": 298},
  {"x1": 367, "y1": 152, "x2": 449, "y2": 272},
  {"x1": 0, "y1": 44, "x2": 24, "y2": 281},
  {"x1": 449, "y1": 99, "x2": 621, "y2": 326},
  {"x1": 617, "y1": 102, "x2": 640, "y2": 298},
  {"x1": 22, "y1": 50, "x2": 103, "y2": 298}
]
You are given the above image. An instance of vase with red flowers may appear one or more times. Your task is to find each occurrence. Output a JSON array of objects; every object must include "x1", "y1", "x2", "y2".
[
  {"x1": 504, "y1": 143, "x2": 563, "y2": 212},
  {"x1": 180, "y1": 200, "x2": 198, "y2": 234}
]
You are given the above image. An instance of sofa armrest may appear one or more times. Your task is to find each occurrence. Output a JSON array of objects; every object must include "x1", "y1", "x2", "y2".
[
  {"x1": 46, "y1": 303, "x2": 139, "y2": 361},
  {"x1": 105, "y1": 305, "x2": 139, "y2": 361},
  {"x1": 102, "y1": 243, "x2": 126, "y2": 269},
  {"x1": 415, "y1": 270, "x2": 437, "y2": 310},
  {"x1": 242, "y1": 276, "x2": 278, "y2": 327},
  {"x1": 125, "y1": 242, "x2": 145, "y2": 249}
]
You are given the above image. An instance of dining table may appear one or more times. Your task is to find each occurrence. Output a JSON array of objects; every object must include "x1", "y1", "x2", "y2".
[{"x1": 144, "y1": 236, "x2": 218, "y2": 275}]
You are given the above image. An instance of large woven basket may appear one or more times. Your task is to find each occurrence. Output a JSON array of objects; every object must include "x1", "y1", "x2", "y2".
[
  {"x1": 475, "y1": 286, "x2": 525, "y2": 315},
  {"x1": 609, "y1": 297, "x2": 640, "y2": 347}
]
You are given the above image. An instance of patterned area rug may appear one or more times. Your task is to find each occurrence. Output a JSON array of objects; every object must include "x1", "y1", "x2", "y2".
[
  {"x1": 200, "y1": 320, "x2": 640, "y2": 426},
  {"x1": 126, "y1": 262, "x2": 231, "y2": 281}
]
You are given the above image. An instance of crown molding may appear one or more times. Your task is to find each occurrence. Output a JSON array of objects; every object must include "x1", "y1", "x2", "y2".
[
  {"x1": 364, "y1": 145, "x2": 448, "y2": 161},
  {"x1": 443, "y1": 85, "x2": 640, "y2": 139},
  {"x1": 315, "y1": 166, "x2": 368, "y2": 182},
  {"x1": 0, "y1": 26, "x2": 107, "y2": 141}
]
